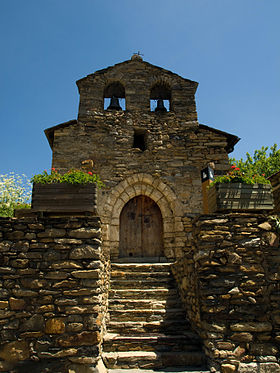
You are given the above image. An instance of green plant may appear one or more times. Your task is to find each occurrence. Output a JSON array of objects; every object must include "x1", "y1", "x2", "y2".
[
  {"x1": 211, "y1": 165, "x2": 270, "y2": 186},
  {"x1": 0, "y1": 173, "x2": 32, "y2": 217},
  {"x1": 230, "y1": 144, "x2": 280, "y2": 179},
  {"x1": 31, "y1": 168, "x2": 104, "y2": 188}
]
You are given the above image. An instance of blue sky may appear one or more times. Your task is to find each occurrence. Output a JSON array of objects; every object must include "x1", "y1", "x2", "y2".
[{"x1": 0, "y1": 0, "x2": 279, "y2": 179}]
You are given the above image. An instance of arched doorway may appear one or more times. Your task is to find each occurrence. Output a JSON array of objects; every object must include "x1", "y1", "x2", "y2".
[{"x1": 119, "y1": 195, "x2": 164, "y2": 258}]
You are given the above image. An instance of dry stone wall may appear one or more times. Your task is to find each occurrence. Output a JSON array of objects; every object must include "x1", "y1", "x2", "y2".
[
  {"x1": 172, "y1": 213, "x2": 280, "y2": 373},
  {"x1": 0, "y1": 216, "x2": 109, "y2": 373}
]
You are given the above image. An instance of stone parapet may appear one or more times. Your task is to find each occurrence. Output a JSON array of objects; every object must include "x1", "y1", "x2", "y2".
[
  {"x1": 172, "y1": 213, "x2": 280, "y2": 372},
  {"x1": 0, "y1": 216, "x2": 109, "y2": 373}
]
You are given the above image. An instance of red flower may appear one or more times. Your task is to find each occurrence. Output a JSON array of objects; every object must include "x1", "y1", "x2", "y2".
[
  {"x1": 231, "y1": 165, "x2": 236, "y2": 169},
  {"x1": 262, "y1": 173, "x2": 265, "y2": 176},
  {"x1": 235, "y1": 167, "x2": 240, "y2": 171},
  {"x1": 88, "y1": 171, "x2": 93, "y2": 175}
]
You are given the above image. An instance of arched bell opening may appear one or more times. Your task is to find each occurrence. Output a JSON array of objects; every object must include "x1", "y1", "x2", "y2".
[
  {"x1": 104, "y1": 81, "x2": 126, "y2": 111},
  {"x1": 150, "y1": 82, "x2": 172, "y2": 113},
  {"x1": 119, "y1": 195, "x2": 164, "y2": 259}
]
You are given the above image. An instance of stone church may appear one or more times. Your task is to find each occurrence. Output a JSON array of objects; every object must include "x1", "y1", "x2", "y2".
[
  {"x1": 1, "y1": 55, "x2": 280, "y2": 373},
  {"x1": 44, "y1": 54, "x2": 239, "y2": 262}
]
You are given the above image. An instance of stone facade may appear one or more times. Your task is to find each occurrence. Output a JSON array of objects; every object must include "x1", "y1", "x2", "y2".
[{"x1": 44, "y1": 55, "x2": 239, "y2": 260}]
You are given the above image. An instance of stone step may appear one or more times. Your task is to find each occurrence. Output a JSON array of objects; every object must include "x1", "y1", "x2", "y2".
[
  {"x1": 111, "y1": 263, "x2": 172, "y2": 273},
  {"x1": 111, "y1": 270, "x2": 172, "y2": 280},
  {"x1": 109, "y1": 309, "x2": 186, "y2": 322},
  {"x1": 108, "y1": 320, "x2": 191, "y2": 335},
  {"x1": 110, "y1": 288, "x2": 178, "y2": 299},
  {"x1": 110, "y1": 278, "x2": 175, "y2": 289},
  {"x1": 102, "y1": 351, "x2": 206, "y2": 370},
  {"x1": 108, "y1": 370, "x2": 210, "y2": 373},
  {"x1": 109, "y1": 299, "x2": 181, "y2": 310},
  {"x1": 103, "y1": 333, "x2": 203, "y2": 353}
]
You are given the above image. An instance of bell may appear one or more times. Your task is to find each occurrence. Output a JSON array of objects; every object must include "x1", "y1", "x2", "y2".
[
  {"x1": 107, "y1": 96, "x2": 122, "y2": 111},
  {"x1": 155, "y1": 99, "x2": 167, "y2": 112}
]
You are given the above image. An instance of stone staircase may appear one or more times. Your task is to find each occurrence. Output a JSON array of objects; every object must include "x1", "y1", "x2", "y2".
[{"x1": 102, "y1": 262, "x2": 209, "y2": 372}]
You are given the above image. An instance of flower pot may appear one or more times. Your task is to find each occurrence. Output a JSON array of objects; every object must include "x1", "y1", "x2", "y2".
[
  {"x1": 208, "y1": 183, "x2": 274, "y2": 213},
  {"x1": 31, "y1": 183, "x2": 97, "y2": 213}
]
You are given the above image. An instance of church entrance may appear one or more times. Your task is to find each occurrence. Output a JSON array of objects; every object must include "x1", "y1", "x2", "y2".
[{"x1": 119, "y1": 195, "x2": 163, "y2": 258}]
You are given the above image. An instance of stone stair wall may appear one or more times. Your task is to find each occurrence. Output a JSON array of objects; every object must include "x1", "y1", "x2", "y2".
[
  {"x1": 1, "y1": 213, "x2": 280, "y2": 373},
  {"x1": 0, "y1": 215, "x2": 109, "y2": 373},
  {"x1": 173, "y1": 213, "x2": 280, "y2": 373}
]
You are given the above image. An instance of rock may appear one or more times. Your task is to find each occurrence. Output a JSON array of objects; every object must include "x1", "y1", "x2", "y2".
[
  {"x1": 37, "y1": 228, "x2": 66, "y2": 237},
  {"x1": 55, "y1": 238, "x2": 82, "y2": 245},
  {"x1": 250, "y1": 343, "x2": 278, "y2": 356},
  {"x1": 50, "y1": 261, "x2": 82, "y2": 269},
  {"x1": 20, "y1": 278, "x2": 47, "y2": 289},
  {"x1": 13, "y1": 289, "x2": 38, "y2": 297},
  {"x1": 240, "y1": 238, "x2": 261, "y2": 247},
  {"x1": 0, "y1": 311, "x2": 15, "y2": 319},
  {"x1": 45, "y1": 271, "x2": 69, "y2": 279},
  {"x1": 66, "y1": 323, "x2": 84, "y2": 332},
  {"x1": 71, "y1": 270, "x2": 100, "y2": 279},
  {"x1": 45, "y1": 318, "x2": 65, "y2": 334},
  {"x1": 239, "y1": 362, "x2": 280, "y2": 372},
  {"x1": 264, "y1": 232, "x2": 279, "y2": 247},
  {"x1": 258, "y1": 222, "x2": 272, "y2": 231},
  {"x1": 64, "y1": 305, "x2": 100, "y2": 314},
  {"x1": 39, "y1": 348, "x2": 77, "y2": 358},
  {"x1": 9, "y1": 297, "x2": 26, "y2": 310},
  {"x1": 230, "y1": 332, "x2": 253, "y2": 342},
  {"x1": 230, "y1": 322, "x2": 272, "y2": 332},
  {"x1": 57, "y1": 331, "x2": 100, "y2": 347},
  {"x1": 228, "y1": 252, "x2": 242, "y2": 264},
  {"x1": 6, "y1": 231, "x2": 24, "y2": 239},
  {"x1": 0, "y1": 340, "x2": 30, "y2": 361},
  {"x1": 10, "y1": 259, "x2": 29, "y2": 268},
  {"x1": 221, "y1": 363, "x2": 236, "y2": 372},
  {"x1": 229, "y1": 287, "x2": 240, "y2": 295},
  {"x1": 37, "y1": 304, "x2": 55, "y2": 313},
  {"x1": 69, "y1": 228, "x2": 100, "y2": 239},
  {"x1": 20, "y1": 314, "x2": 44, "y2": 332},
  {"x1": 70, "y1": 245, "x2": 101, "y2": 259},
  {"x1": 0, "y1": 301, "x2": 8, "y2": 309}
]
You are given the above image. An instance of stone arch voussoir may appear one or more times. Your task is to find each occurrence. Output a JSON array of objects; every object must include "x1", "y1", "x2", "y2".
[{"x1": 103, "y1": 173, "x2": 184, "y2": 260}]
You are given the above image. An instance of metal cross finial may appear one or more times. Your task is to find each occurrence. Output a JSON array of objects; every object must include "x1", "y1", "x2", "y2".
[{"x1": 134, "y1": 51, "x2": 144, "y2": 57}]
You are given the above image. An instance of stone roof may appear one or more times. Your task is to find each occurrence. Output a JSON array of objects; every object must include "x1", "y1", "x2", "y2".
[
  {"x1": 44, "y1": 119, "x2": 77, "y2": 149},
  {"x1": 199, "y1": 123, "x2": 240, "y2": 153}
]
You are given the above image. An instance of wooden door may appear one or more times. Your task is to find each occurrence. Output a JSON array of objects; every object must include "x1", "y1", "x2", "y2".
[{"x1": 119, "y1": 195, "x2": 163, "y2": 258}]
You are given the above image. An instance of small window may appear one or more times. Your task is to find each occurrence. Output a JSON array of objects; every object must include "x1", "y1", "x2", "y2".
[{"x1": 133, "y1": 129, "x2": 147, "y2": 151}]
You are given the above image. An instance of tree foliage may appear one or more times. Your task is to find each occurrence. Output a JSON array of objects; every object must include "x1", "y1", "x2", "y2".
[
  {"x1": 0, "y1": 173, "x2": 31, "y2": 217},
  {"x1": 230, "y1": 144, "x2": 280, "y2": 179}
]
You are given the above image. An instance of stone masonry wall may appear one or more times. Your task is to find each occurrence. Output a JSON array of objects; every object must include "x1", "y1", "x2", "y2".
[
  {"x1": 52, "y1": 112, "x2": 230, "y2": 216},
  {"x1": 76, "y1": 57, "x2": 198, "y2": 117},
  {"x1": 0, "y1": 216, "x2": 109, "y2": 373},
  {"x1": 51, "y1": 112, "x2": 230, "y2": 260},
  {"x1": 172, "y1": 213, "x2": 280, "y2": 373}
]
